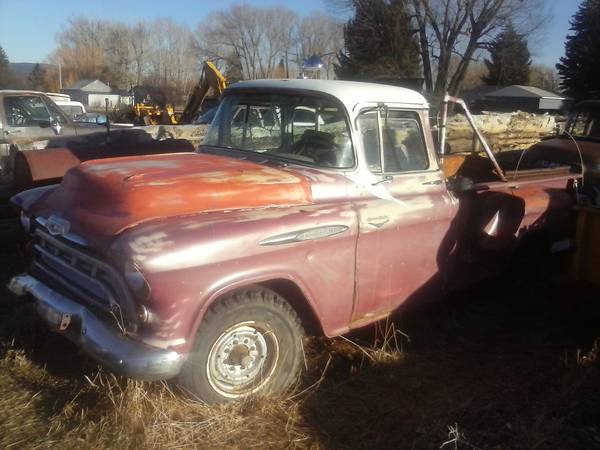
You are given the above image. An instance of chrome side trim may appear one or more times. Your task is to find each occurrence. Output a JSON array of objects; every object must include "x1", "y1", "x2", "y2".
[
  {"x1": 259, "y1": 225, "x2": 349, "y2": 246},
  {"x1": 8, "y1": 274, "x2": 185, "y2": 381}
]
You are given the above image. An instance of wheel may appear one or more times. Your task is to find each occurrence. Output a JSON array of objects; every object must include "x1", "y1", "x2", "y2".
[{"x1": 179, "y1": 286, "x2": 304, "y2": 403}]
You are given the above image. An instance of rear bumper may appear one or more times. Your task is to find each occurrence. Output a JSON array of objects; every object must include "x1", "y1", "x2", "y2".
[{"x1": 8, "y1": 273, "x2": 186, "y2": 381}]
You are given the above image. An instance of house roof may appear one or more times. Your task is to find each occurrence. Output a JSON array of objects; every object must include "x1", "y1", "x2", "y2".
[
  {"x1": 64, "y1": 79, "x2": 111, "y2": 92},
  {"x1": 485, "y1": 85, "x2": 567, "y2": 100},
  {"x1": 460, "y1": 85, "x2": 502, "y2": 102}
]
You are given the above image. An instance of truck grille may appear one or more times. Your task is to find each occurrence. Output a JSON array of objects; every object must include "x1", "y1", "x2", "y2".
[{"x1": 30, "y1": 229, "x2": 136, "y2": 330}]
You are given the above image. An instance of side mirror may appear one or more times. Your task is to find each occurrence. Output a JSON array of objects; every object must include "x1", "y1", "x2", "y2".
[{"x1": 50, "y1": 119, "x2": 63, "y2": 135}]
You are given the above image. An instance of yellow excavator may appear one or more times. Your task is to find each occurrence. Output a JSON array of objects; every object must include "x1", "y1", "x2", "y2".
[
  {"x1": 129, "y1": 61, "x2": 227, "y2": 125},
  {"x1": 131, "y1": 86, "x2": 178, "y2": 125},
  {"x1": 179, "y1": 61, "x2": 228, "y2": 124}
]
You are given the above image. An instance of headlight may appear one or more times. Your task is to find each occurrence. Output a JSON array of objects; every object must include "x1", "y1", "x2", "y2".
[
  {"x1": 124, "y1": 264, "x2": 151, "y2": 303},
  {"x1": 136, "y1": 304, "x2": 150, "y2": 323}
]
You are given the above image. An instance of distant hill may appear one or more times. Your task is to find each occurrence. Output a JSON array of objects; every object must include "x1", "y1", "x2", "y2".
[{"x1": 9, "y1": 62, "x2": 56, "y2": 78}]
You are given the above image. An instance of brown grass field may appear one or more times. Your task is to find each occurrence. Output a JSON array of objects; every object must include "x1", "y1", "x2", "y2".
[{"x1": 1, "y1": 245, "x2": 599, "y2": 449}]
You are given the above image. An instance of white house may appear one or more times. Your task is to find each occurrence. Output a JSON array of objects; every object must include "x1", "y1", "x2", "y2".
[{"x1": 62, "y1": 79, "x2": 128, "y2": 110}]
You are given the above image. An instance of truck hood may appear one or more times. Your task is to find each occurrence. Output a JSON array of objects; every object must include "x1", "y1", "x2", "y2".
[{"x1": 28, "y1": 152, "x2": 313, "y2": 252}]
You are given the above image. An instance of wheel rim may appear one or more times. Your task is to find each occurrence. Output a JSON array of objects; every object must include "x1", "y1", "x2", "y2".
[{"x1": 206, "y1": 321, "x2": 279, "y2": 398}]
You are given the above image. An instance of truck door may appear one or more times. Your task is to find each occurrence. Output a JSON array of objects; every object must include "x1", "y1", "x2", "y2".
[{"x1": 352, "y1": 108, "x2": 459, "y2": 322}]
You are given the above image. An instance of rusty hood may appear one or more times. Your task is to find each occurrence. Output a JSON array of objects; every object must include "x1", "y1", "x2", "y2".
[{"x1": 28, "y1": 152, "x2": 313, "y2": 251}]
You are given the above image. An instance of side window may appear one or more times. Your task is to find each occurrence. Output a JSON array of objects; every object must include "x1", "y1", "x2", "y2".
[
  {"x1": 357, "y1": 110, "x2": 381, "y2": 172},
  {"x1": 4, "y1": 96, "x2": 51, "y2": 127},
  {"x1": 357, "y1": 109, "x2": 429, "y2": 173},
  {"x1": 382, "y1": 111, "x2": 428, "y2": 172}
]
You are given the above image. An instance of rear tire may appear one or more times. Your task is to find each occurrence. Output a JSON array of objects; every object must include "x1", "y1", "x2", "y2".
[{"x1": 179, "y1": 286, "x2": 304, "y2": 403}]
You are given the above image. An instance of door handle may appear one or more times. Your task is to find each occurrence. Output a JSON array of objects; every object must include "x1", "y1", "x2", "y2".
[
  {"x1": 372, "y1": 175, "x2": 393, "y2": 186},
  {"x1": 422, "y1": 179, "x2": 443, "y2": 186},
  {"x1": 4, "y1": 130, "x2": 21, "y2": 135}
]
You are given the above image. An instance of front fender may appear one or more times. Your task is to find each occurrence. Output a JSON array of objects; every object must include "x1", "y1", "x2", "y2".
[
  {"x1": 113, "y1": 203, "x2": 359, "y2": 352},
  {"x1": 11, "y1": 184, "x2": 58, "y2": 212}
]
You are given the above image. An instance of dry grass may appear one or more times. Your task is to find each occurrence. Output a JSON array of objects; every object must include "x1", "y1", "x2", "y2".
[{"x1": 1, "y1": 247, "x2": 600, "y2": 449}]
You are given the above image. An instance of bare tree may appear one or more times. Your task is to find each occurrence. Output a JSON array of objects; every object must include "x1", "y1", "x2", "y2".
[
  {"x1": 294, "y1": 13, "x2": 344, "y2": 79},
  {"x1": 411, "y1": 0, "x2": 550, "y2": 96},
  {"x1": 147, "y1": 18, "x2": 197, "y2": 102},
  {"x1": 51, "y1": 16, "x2": 198, "y2": 103},
  {"x1": 55, "y1": 17, "x2": 108, "y2": 80},
  {"x1": 130, "y1": 22, "x2": 150, "y2": 86},
  {"x1": 529, "y1": 64, "x2": 559, "y2": 93},
  {"x1": 103, "y1": 22, "x2": 131, "y2": 87},
  {"x1": 194, "y1": 4, "x2": 300, "y2": 79}
]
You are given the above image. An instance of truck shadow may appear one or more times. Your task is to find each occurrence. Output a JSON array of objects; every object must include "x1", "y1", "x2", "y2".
[
  {"x1": 295, "y1": 186, "x2": 593, "y2": 449},
  {"x1": 298, "y1": 267, "x2": 600, "y2": 449}
]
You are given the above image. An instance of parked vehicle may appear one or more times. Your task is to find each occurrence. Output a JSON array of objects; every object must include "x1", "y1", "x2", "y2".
[
  {"x1": 0, "y1": 90, "x2": 195, "y2": 236},
  {"x1": 0, "y1": 90, "x2": 102, "y2": 197},
  {"x1": 129, "y1": 61, "x2": 228, "y2": 126},
  {"x1": 45, "y1": 92, "x2": 70, "y2": 103},
  {"x1": 8, "y1": 79, "x2": 580, "y2": 403},
  {"x1": 75, "y1": 112, "x2": 107, "y2": 125},
  {"x1": 54, "y1": 100, "x2": 86, "y2": 120}
]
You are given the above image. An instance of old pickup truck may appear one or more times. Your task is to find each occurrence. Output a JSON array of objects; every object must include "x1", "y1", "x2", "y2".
[
  {"x1": 8, "y1": 80, "x2": 580, "y2": 403},
  {"x1": 0, "y1": 90, "x2": 103, "y2": 188}
]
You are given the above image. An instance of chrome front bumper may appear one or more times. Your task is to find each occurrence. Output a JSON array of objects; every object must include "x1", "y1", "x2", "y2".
[{"x1": 8, "y1": 273, "x2": 186, "y2": 381}]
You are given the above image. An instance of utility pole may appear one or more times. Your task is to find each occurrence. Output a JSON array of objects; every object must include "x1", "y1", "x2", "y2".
[
  {"x1": 58, "y1": 63, "x2": 62, "y2": 90},
  {"x1": 285, "y1": 51, "x2": 289, "y2": 79}
]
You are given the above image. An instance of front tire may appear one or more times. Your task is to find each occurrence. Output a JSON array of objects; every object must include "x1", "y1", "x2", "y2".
[{"x1": 179, "y1": 286, "x2": 304, "y2": 403}]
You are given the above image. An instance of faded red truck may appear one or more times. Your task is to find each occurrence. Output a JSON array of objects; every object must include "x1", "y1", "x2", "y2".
[{"x1": 9, "y1": 80, "x2": 579, "y2": 402}]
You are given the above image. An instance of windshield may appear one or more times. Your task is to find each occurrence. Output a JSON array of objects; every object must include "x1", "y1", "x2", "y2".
[{"x1": 203, "y1": 93, "x2": 355, "y2": 169}]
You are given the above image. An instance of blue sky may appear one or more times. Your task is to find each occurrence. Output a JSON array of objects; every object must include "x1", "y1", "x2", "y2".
[{"x1": 0, "y1": 0, "x2": 583, "y2": 67}]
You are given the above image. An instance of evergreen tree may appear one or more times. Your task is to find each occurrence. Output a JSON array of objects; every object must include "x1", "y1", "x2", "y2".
[
  {"x1": 556, "y1": 0, "x2": 600, "y2": 100},
  {"x1": 0, "y1": 45, "x2": 13, "y2": 89},
  {"x1": 28, "y1": 63, "x2": 45, "y2": 90},
  {"x1": 483, "y1": 22, "x2": 531, "y2": 86},
  {"x1": 335, "y1": 0, "x2": 420, "y2": 80}
]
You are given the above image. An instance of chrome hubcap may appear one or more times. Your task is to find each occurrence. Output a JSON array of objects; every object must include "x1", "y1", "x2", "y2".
[{"x1": 207, "y1": 322, "x2": 279, "y2": 398}]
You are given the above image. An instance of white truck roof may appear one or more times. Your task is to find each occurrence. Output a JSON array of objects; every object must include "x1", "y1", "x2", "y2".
[{"x1": 228, "y1": 79, "x2": 429, "y2": 110}]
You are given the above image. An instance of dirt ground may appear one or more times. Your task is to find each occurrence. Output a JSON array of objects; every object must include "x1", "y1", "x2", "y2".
[{"x1": 1, "y1": 244, "x2": 599, "y2": 450}]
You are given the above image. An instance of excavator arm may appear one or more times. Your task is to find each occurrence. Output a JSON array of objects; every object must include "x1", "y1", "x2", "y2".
[{"x1": 179, "y1": 61, "x2": 227, "y2": 124}]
